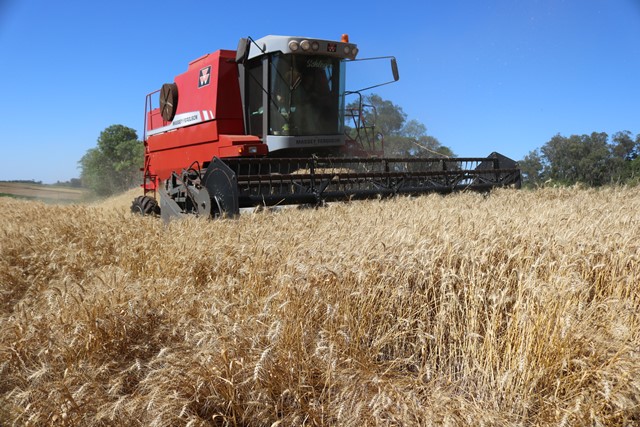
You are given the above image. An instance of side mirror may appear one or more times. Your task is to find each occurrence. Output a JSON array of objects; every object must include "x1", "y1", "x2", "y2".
[
  {"x1": 236, "y1": 38, "x2": 251, "y2": 63},
  {"x1": 345, "y1": 56, "x2": 400, "y2": 93},
  {"x1": 391, "y1": 58, "x2": 400, "y2": 81}
]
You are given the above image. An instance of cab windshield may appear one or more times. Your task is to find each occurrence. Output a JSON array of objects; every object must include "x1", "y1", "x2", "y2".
[{"x1": 269, "y1": 54, "x2": 345, "y2": 136}]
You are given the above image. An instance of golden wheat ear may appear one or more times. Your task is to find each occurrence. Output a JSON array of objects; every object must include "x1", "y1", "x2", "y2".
[{"x1": 1, "y1": 187, "x2": 639, "y2": 426}]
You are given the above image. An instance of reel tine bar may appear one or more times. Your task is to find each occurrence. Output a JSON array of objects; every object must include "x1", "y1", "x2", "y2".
[{"x1": 222, "y1": 155, "x2": 520, "y2": 208}]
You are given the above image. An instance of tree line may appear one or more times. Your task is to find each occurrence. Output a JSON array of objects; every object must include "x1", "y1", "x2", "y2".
[{"x1": 519, "y1": 131, "x2": 640, "y2": 187}]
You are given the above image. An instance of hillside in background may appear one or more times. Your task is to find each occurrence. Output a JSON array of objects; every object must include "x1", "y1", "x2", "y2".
[
  {"x1": 1, "y1": 188, "x2": 639, "y2": 425},
  {"x1": 0, "y1": 181, "x2": 88, "y2": 204}
]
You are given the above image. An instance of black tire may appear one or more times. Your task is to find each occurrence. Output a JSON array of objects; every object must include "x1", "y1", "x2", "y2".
[
  {"x1": 131, "y1": 195, "x2": 159, "y2": 216},
  {"x1": 159, "y1": 83, "x2": 178, "y2": 122}
]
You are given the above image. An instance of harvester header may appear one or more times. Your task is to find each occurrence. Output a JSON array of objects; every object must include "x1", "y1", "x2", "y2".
[{"x1": 131, "y1": 34, "x2": 521, "y2": 221}]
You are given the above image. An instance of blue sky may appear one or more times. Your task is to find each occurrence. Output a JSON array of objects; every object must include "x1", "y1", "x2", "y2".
[{"x1": 1, "y1": 0, "x2": 639, "y2": 183}]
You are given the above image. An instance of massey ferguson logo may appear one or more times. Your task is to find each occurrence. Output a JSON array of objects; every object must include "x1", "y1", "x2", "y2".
[{"x1": 198, "y1": 66, "x2": 211, "y2": 88}]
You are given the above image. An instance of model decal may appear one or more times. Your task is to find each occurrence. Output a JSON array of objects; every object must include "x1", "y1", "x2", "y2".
[{"x1": 147, "y1": 111, "x2": 203, "y2": 137}]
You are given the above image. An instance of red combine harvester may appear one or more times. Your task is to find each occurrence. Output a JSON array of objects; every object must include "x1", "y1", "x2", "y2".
[{"x1": 132, "y1": 34, "x2": 521, "y2": 221}]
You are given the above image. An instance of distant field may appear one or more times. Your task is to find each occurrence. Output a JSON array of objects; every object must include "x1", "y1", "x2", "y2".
[{"x1": 0, "y1": 182, "x2": 88, "y2": 203}]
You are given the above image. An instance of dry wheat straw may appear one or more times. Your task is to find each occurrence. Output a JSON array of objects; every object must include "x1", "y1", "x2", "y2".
[{"x1": 1, "y1": 186, "x2": 639, "y2": 425}]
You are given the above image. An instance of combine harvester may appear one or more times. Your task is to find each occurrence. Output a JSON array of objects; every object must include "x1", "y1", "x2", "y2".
[{"x1": 131, "y1": 34, "x2": 521, "y2": 221}]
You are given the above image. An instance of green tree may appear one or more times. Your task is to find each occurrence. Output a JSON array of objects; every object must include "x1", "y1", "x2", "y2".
[
  {"x1": 611, "y1": 131, "x2": 639, "y2": 161},
  {"x1": 79, "y1": 125, "x2": 144, "y2": 196},
  {"x1": 364, "y1": 94, "x2": 406, "y2": 137},
  {"x1": 620, "y1": 157, "x2": 640, "y2": 185},
  {"x1": 346, "y1": 94, "x2": 453, "y2": 157},
  {"x1": 609, "y1": 131, "x2": 640, "y2": 183},
  {"x1": 522, "y1": 131, "x2": 640, "y2": 187},
  {"x1": 389, "y1": 119, "x2": 454, "y2": 157},
  {"x1": 539, "y1": 133, "x2": 611, "y2": 186},
  {"x1": 519, "y1": 149, "x2": 545, "y2": 187}
]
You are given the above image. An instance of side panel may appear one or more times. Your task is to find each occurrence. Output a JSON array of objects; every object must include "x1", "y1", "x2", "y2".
[
  {"x1": 147, "y1": 133, "x2": 264, "y2": 182},
  {"x1": 145, "y1": 49, "x2": 266, "y2": 183},
  {"x1": 176, "y1": 50, "x2": 244, "y2": 133}
]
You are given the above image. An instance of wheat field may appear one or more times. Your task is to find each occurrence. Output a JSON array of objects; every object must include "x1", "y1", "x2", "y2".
[{"x1": 1, "y1": 187, "x2": 639, "y2": 426}]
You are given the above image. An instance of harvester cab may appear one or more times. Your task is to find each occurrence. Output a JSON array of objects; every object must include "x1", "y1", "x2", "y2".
[
  {"x1": 235, "y1": 34, "x2": 392, "y2": 157},
  {"x1": 132, "y1": 34, "x2": 521, "y2": 221}
]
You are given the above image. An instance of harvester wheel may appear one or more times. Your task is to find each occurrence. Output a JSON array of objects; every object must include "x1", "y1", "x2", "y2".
[
  {"x1": 131, "y1": 195, "x2": 160, "y2": 216},
  {"x1": 160, "y1": 83, "x2": 178, "y2": 122}
]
